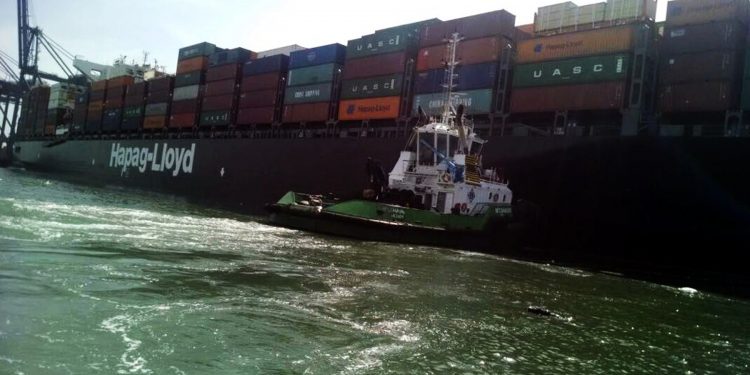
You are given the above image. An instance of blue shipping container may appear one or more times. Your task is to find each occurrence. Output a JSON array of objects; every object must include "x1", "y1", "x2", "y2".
[
  {"x1": 244, "y1": 55, "x2": 290, "y2": 76},
  {"x1": 414, "y1": 62, "x2": 499, "y2": 94},
  {"x1": 289, "y1": 43, "x2": 347, "y2": 69}
]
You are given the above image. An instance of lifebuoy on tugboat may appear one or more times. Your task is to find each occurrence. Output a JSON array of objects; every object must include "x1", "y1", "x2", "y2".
[
  {"x1": 461, "y1": 203, "x2": 468, "y2": 212},
  {"x1": 441, "y1": 173, "x2": 451, "y2": 183}
]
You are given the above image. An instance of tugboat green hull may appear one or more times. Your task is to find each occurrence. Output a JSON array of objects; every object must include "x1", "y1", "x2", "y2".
[{"x1": 266, "y1": 192, "x2": 522, "y2": 252}]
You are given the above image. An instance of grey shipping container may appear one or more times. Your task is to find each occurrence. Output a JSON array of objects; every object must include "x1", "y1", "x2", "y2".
[
  {"x1": 145, "y1": 103, "x2": 170, "y2": 116},
  {"x1": 287, "y1": 63, "x2": 340, "y2": 87},
  {"x1": 173, "y1": 85, "x2": 203, "y2": 101},
  {"x1": 346, "y1": 30, "x2": 417, "y2": 60}
]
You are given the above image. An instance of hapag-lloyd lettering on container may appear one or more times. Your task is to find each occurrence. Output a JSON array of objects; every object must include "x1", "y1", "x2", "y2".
[{"x1": 109, "y1": 143, "x2": 196, "y2": 176}]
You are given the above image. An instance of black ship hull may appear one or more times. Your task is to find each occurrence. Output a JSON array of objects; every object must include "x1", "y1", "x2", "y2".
[{"x1": 11, "y1": 135, "x2": 750, "y2": 296}]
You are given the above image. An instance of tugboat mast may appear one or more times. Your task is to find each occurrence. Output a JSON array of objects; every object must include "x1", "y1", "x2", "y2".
[{"x1": 441, "y1": 32, "x2": 468, "y2": 154}]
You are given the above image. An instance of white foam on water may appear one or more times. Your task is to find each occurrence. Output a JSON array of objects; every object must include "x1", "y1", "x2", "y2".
[{"x1": 100, "y1": 314, "x2": 152, "y2": 374}]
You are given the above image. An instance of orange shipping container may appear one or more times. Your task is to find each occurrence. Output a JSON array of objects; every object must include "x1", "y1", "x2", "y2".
[
  {"x1": 516, "y1": 24, "x2": 637, "y2": 64},
  {"x1": 143, "y1": 115, "x2": 168, "y2": 129},
  {"x1": 176, "y1": 56, "x2": 209, "y2": 75},
  {"x1": 87, "y1": 101, "x2": 105, "y2": 112},
  {"x1": 339, "y1": 96, "x2": 401, "y2": 121},
  {"x1": 417, "y1": 36, "x2": 506, "y2": 71}
]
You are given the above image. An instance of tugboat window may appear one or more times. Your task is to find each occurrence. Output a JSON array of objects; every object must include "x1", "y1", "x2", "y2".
[
  {"x1": 419, "y1": 133, "x2": 433, "y2": 165},
  {"x1": 436, "y1": 134, "x2": 448, "y2": 163}
]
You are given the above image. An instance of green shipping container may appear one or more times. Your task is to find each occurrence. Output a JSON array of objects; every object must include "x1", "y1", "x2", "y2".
[
  {"x1": 513, "y1": 54, "x2": 631, "y2": 88},
  {"x1": 123, "y1": 106, "x2": 144, "y2": 119},
  {"x1": 199, "y1": 110, "x2": 232, "y2": 126},
  {"x1": 346, "y1": 30, "x2": 416, "y2": 60},
  {"x1": 284, "y1": 83, "x2": 333, "y2": 104},
  {"x1": 287, "y1": 63, "x2": 340, "y2": 87},
  {"x1": 412, "y1": 89, "x2": 494, "y2": 116},
  {"x1": 341, "y1": 74, "x2": 403, "y2": 99}
]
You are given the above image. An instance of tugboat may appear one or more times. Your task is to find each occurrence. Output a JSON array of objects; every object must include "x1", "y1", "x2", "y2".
[{"x1": 266, "y1": 34, "x2": 527, "y2": 251}]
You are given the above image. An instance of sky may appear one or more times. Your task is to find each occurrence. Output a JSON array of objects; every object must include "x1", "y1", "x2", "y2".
[{"x1": 0, "y1": 0, "x2": 668, "y2": 80}]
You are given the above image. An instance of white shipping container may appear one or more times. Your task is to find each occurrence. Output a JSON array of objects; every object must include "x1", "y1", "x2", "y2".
[{"x1": 172, "y1": 85, "x2": 202, "y2": 101}]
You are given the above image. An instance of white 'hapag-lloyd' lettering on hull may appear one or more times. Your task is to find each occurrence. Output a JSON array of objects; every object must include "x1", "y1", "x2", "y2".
[{"x1": 109, "y1": 143, "x2": 196, "y2": 176}]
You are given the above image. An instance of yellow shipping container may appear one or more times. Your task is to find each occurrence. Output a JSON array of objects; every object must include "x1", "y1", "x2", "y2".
[{"x1": 517, "y1": 24, "x2": 637, "y2": 64}]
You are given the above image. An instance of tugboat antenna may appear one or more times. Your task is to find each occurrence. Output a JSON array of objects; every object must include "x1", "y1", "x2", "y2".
[{"x1": 442, "y1": 32, "x2": 468, "y2": 154}]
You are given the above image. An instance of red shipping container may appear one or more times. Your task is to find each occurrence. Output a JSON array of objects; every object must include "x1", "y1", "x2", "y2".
[
  {"x1": 283, "y1": 102, "x2": 331, "y2": 123},
  {"x1": 241, "y1": 72, "x2": 284, "y2": 92},
  {"x1": 107, "y1": 97, "x2": 125, "y2": 108},
  {"x1": 510, "y1": 81, "x2": 627, "y2": 112},
  {"x1": 148, "y1": 76, "x2": 174, "y2": 92},
  {"x1": 143, "y1": 115, "x2": 168, "y2": 129},
  {"x1": 343, "y1": 52, "x2": 406, "y2": 80},
  {"x1": 420, "y1": 10, "x2": 516, "y2": 47},
  {"x1": 108, "y1": 76, "x2": 135, "y2": 88},
  {"x1": 126, "y1": 81, "x2": 148, "y2": 97},
  {"x1": 237, "y1": 106, "x2": 276, "y2": 124},
  {"x1": 206, "y1": 64, "x2": 241, "y2": 82},
  {"x1": 205, "y1": 79, "x2": 238, "y2": 97},
  {"x1": 239, "y1": 89, "x2": 279, "y2": 109},
  {"x1": 171, "y1": 98, "x2": 201, "y2": 114},
  {"x1": 201, "y1": 94, "x2": 236, "y2": 111},
  {"x1": 125, "y1": 94, "x2": 146, "y2": 107},
  {"x1": 106, "y1": 85, "x2": 127, "y2": 100},
  {"x1": 176, "y1": 57, "x2": 208, "y2": 74},
  {"x1": 91, "y1": 80, "x2": 108, "y2": 91},
  {"x1": 417, "y1": 36, "x2": 505, "y2": 71},
  {"x1": 169, "y1": 113, "x2": 197, "y2": 128}
]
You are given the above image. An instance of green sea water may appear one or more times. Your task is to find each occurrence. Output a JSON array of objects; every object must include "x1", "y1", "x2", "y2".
[{"x1": 0, "y1": 168, "x2": 748, "y2": 374}]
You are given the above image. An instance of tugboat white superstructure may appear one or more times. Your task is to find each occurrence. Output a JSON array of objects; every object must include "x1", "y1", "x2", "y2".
[
  {"x1": 266, "y1": 33, "x2": 521, "y2": 251},
  {"x1": 389, "y1": 32, "x2": 512, "y2": 216}
]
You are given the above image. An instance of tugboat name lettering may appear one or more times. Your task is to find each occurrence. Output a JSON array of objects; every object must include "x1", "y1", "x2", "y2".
[
  {"x1": 109, "y1": 143, "x2": 196, "y2": 176},
  {"x1": 385, "y1": 207, "x2": 406, "y2": 220}
]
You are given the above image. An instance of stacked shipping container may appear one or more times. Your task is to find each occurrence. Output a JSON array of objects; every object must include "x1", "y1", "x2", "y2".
[
  {"x1": 102, "y1": 76, "x2": 134, "y2": 132},
  {"x1": 237, "y1": 54, "x2": 289, "y2": 125},
  {"x1": 170, "y1": 42, "x2": 217, "y2": 129},
  {"x1": 45, "y1": 83, "x2": 83, "y2": 135},
  {"x1": 71, "y1": 92, "x2": 88, "y2": 134},
  {"x1": 511, "y1": 24, "x2": 641, "y2": 112},
  {"x1": 18, "y1": 86, "x2": 50, "y2": 137},
  {"x1": 122, "y1": 81, "x2": 148, "y2": 131},
  {"x1": 200, "y1": 48, "x2": 255, "y2": 127},
  {"x1": 282, "y1": 44, "x2": 346, "y2": 123},
  {"x1": 412, "y1": 10, "x2": 516, "y2": 116},
  {"x1": 145, "y1": 76, "x2": 174, "y2": 129},
  {"x1": 659, "y1": 0, "x2": 749, "y2": 113},
  {"x1": 339, "y1": 20, "x2": 434, "y2": 121},
  {"x1": 85, "y1": 80, "x2": 107, "y2": 133}
]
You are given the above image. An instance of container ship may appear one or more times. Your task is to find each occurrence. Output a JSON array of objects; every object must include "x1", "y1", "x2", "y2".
[{"x1": 7, "y1": 0, "x2": 750, "y2": 294}]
